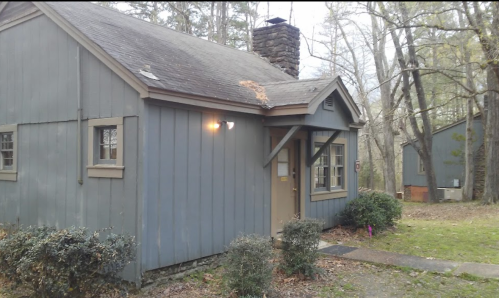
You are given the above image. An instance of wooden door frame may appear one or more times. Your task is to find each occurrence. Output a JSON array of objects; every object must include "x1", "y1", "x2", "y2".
[{"x1": 269, "y1": 128, "x2": 306, "y2": 236}]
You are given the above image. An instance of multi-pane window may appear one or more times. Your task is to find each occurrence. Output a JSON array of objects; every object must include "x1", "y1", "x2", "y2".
[
  {"x1": 0, "y1": 133, "x2": 14, "y2": 170},
  {"x1": 87, "y1": 117, "x2": 124, "y2": 179},
  {"x1": 99, "y1": 126, "x2": 117, "y2": 163},
  {"x1": 313, "y1": 143, "x2": 345, "y2": 191},
  {"x1": 331, "y1": 144, "x2": 344, "y2": 189},
  {"x1": 314, "y1": 144, "x2": 329, "y2": 190}
]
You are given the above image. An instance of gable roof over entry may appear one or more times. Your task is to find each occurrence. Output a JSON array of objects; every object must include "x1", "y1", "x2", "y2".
[{"x1": 1, "y1": 1, "x2": 361, "y2": 120}]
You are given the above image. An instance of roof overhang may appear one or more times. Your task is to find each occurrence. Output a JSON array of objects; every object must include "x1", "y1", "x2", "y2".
[
  {"x1": 307, "y1": 77, "x2": 361, "y2": 122},
  {"x1": 401, "y1": 113, "x2": 482, "y2": 147}
]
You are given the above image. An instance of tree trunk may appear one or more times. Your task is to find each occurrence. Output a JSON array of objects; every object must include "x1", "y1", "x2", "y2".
[
  {"x1": 366, "y1": 131, "x2": 375, "y2": 189},
  {"x1": 362, "y1": 106, "x2": 375, "y2": 189},
  {"x1": 380, "y1": 82, "x2": 396, "y2": 197},
  {"x1": 459, "y1": 8, "x2": 475, "y2": 202},
  {"x1": 209, "y1": 2, "x2": 215, "y2": 41},
  {"x1": 482, "y1": 66, "x2": 499, "y2": 204},
  {"x1": 462, "y1": 93, "x2": 474, "y2": 201}
]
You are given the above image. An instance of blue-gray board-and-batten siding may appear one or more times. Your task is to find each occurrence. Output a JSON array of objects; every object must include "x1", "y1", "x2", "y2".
[
  {"x1": 403, "y1": 118, "x2": 484, "y2": 188},
  {"x1": 0, "y1": 118, "x2": 140, "y2": 278},
  {"x1": 305, "y1": 130, "x2": 359, "y2": 229},
  {"x1": 143, "y1": 101, "x2": 271, "y2": 271},
  {"x1": 0, "y1": 14, "x2": 142, "y2": 279},
  {"x1": 0, "y1": 15, "x2": 139, "y2": 126}
]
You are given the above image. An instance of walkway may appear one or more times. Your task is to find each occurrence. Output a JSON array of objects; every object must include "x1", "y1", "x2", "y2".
[{"x1": 319, "y1": 244, "x2": 499, "y2": 279}]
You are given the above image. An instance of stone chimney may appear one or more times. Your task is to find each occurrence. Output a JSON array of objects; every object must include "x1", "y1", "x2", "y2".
[{"x1": 252, "y1": 18, "x2": 300, "y2": 78}]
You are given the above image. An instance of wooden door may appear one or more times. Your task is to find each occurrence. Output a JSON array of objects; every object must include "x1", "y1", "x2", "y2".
[{"x1": 271, "y1": 138, "x2": 299, "y2": 235}]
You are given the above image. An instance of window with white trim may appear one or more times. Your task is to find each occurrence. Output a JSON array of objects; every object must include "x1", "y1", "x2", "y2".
[
  {"x1": 311, "y1": 136, "x2": 348, "y2": 201},
  {"x1": 87, "y1": 117, "x2": 124, "y2": 179},
  {"x1": 313, "y1": 143, "x2": 345, "y2": 191},
  {"x1": 0, "y1": 124, "x2": 18, "y2": 181},
  {"x1": 97, "y1": 126, "x2": 118, "y2": 164},
  {"x1": 0, "y1": 133, "x2": 14, "y2": 170}
]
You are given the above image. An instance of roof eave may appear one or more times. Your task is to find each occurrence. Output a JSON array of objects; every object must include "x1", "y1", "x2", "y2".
[
  {"x1": 148, "y1": 88, "x2": 265, "y2": 115},
  {"x1": 307, "y1": 77, "x2": 361, "y2": 122}
]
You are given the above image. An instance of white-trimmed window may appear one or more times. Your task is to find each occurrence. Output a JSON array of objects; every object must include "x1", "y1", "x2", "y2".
[
  {"x1": 311, "y1": 137, "x2": 348, "y2": 201},
  {"x1": 87, "y1": 117, "x2": 124, "y2": 178},
  {"x1": 0, "y1": 124, "x2": 17, "y2": 181}
]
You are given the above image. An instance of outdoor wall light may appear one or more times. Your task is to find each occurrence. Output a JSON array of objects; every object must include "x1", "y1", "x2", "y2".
[{"x1": 216, "y1": 120, "x2": 235, "y2": 130}]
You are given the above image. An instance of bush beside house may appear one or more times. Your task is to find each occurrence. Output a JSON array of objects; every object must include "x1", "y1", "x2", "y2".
[
  {"x1": 0, "y1": 226, "x2": 136, "y2": 297},
  {"x1": 280, "y1": 218, "x2": 324, "y2": 278},
  {"x1": 341, "y1": 192, "x2": 402, "y2": 234}
]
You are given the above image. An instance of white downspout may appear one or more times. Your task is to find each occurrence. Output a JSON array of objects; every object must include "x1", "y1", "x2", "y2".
[{"x1": 77, "y1": 45, "x2": 83, "y2": 185}]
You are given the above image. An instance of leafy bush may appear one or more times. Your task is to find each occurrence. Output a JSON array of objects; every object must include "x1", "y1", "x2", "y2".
[
  {"x1": 341, "y1": 191, "x2": 402, "y2": 233},
  {"x1": 0, "y1": 226, "x2": 55, "y2": 283},
  {"x1": 280, "y1": 218, "x2": 324, "y2": 278},
  {"x1": 371, "y1": 192, "x2": 403, "y2": 226},
  {"x1": 0, "y1": 226, "x2": 136, "y2": 297},
  {"x1": 223, "y1": 234, "x2": 274, "y2": 297}
]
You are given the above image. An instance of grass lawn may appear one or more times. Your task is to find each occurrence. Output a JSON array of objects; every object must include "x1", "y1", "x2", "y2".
[{"x1": 324, "y1": 201, "x2": 499, "y2": 264}]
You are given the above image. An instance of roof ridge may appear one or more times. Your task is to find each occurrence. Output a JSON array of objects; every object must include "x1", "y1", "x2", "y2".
[
  {"x1": 262, "y1": 77, "x2": 335, "y2": 86},
  {"x1": 83, "y1": 1, "x2": 285, "y2": 62}
]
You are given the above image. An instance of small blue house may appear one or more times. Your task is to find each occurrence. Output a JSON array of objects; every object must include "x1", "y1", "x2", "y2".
[
  {"x1": 0, "y1": 2, "x2": 363, "y2": 283},
  {"x1": 402, "y1": 114, "x2": 484, "y2": 201}
]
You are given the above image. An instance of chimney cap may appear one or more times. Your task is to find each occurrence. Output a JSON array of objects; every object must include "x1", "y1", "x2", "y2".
[{"x1": 265, "y1": 17, "x2": 287, "y2": 25}]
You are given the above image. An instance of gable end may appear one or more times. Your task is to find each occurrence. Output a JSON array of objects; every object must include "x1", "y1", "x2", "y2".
[{"x1": 0, "y1": 2, "x2": 40, "y2": 28}]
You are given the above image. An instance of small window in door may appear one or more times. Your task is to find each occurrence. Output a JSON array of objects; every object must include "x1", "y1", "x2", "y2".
[{"x1": 277, "y1": 148, "x2": 289, "y2": 177}]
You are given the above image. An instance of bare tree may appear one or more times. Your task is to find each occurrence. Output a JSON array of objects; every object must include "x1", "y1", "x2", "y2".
[
  {"x1": 463, "y1": 1, "x2": 499, "y2": 204},
  {"x1": 380, "y1": 2, "x2": 439, "y2": 203}
]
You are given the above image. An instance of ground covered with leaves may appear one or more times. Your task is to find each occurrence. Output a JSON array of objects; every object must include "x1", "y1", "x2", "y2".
[
  {"x1": 322, "y1": 201, "x2": 499, "y2": 264},
  {"x1": 3, "y1": 253, "x2": 499, "y2": 297},
  {"x1": 133, "y1": 256, "x2": 499, "y2": 298},
  {"x1": 3, "y1": 201, "x2": 499, "y2": 297}
]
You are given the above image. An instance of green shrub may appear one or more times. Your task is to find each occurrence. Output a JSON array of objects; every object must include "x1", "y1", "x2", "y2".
[
  {"x1": 280, "y1": 218, "x2": 324, "y2": 278},
  {"x1": 0, "y1": 226, "x2": 55, "y2": 284},
  {"x1": 341, "y1": 191, "x2": 402, "y2": 233},
  {"x1": 0, "y1": 226, "x2": 136, "y2": 297},
  {"x1": 371, "y1": 192, "x2": 402, "y2": 226},
  {"x1": 223, "y1": 234, "x2": 274, "y2": 297}
]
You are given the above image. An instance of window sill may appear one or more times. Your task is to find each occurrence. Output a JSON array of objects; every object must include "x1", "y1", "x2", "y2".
[
  {"x1": 0, "y1": 171, "x2": 17, "y2": 181},
  {"x1": 311, "y1": 190, "x2": 347, "y2": 202},
  {"x1": 87, "y1": 165, "x2": 124, "y2": 179}
]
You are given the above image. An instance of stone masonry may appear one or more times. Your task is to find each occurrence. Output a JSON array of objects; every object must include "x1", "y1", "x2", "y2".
[{"x1": 253, "y1": 23, "x2": 300, "y2": 78}]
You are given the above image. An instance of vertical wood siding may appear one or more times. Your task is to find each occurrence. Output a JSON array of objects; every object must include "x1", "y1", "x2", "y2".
[
  {"x1": 0, "y1": 15, "x2": 141, "y2": 281},
  {"x1": 143, "y1": 103, "x2": 271, "y2": 271},
  {"x1": 0, "y1": 15, "x2": 138, "y2": 127},
  {"x1": 305, "y1": 130, "x2": 359, "y2": 229},
  {"x1": 403, "y1": 118, "x2": 484, "y2": 187}
]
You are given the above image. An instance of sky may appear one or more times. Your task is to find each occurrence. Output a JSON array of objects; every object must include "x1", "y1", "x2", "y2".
[{"x1": 262, "y1": 2, "x2": 330, "y2": 79}]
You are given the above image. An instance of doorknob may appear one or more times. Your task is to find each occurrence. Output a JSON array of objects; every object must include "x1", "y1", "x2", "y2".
[{"x1": 293, "y1": 188, "x2": 297, "y2": 191}]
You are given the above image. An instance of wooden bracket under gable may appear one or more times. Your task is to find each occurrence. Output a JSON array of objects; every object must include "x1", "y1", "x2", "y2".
[
  {"x1": 307, "y1": 130, "x2": 341, "y2": 167},
  {"x1": 263, "y1": 125, "x2": 301, "y2": 167}
]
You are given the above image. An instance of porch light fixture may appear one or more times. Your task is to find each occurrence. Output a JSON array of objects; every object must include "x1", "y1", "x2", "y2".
[{"x1": 216, "y1": 120, "x2": 235, "y2": 130}]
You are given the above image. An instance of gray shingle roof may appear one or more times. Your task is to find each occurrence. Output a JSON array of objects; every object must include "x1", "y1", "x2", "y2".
[
  {"x1": 43, "y1": 2, "x2": 310, "y2": 107},
  {"x1": 44, "y1": 2, "x2": 343, "y2": 110},
  {"x1": 262, "y1": 78, "x2": 337, "y2": 108}
]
